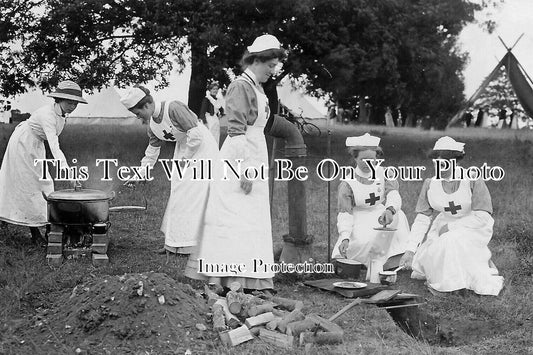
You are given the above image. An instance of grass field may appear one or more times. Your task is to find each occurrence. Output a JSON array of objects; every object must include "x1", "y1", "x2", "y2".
[{"x1": 0, "y1": 120, "x2": 532, "y2": 354}]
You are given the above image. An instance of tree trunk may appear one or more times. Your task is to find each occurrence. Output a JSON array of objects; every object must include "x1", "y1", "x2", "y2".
[{"x1": 188, "y1": 37, "x2": 209, "y2": 115}]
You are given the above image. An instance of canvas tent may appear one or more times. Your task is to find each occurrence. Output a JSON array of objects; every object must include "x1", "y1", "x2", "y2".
[
  {"x1": 68, "y1": 87, "x2": 137, "y2": 125},
  {"x1": 277, "y1": 80, "x2": 326, "y2": 119},
  {"x1": 9, "y1": 86, "x2": 137, "y2": 125},
  {"x1": 448, "y1": 36, "x2": 533, "y2": 128}
]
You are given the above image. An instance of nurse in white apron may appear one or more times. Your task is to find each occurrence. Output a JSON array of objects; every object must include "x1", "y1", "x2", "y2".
[
  {"x1": 185, "y1": 34, "x2": 287, "y2": 291},
  {"x1": 0, "y1": 80, "x2": 87, "y2": 243},
  {"x1": 120, "y1": 86, "x2": 219, "y2": 255},
  {"x1": 400, "y1": 137, "x2": 504, "y2": 296},
  {"x1": 199, "y1": 81, "x2": 223, "y2": 146},
  {"x1": 332, "y1": 133, "x2": 410, "y2": 271}
]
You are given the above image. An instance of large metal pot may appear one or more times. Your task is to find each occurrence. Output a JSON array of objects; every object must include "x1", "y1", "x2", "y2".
[{"x1": 42, "y1": 187, "x2": 115, "y2": 225}]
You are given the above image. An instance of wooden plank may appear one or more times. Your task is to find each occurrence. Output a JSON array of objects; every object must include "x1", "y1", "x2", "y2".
[
  {"x1": 303, "y1": 278, "x2": 389, "y2": 298},
  {"x1": 328, "y1": 290, "x2": 401, "y2": 322}
]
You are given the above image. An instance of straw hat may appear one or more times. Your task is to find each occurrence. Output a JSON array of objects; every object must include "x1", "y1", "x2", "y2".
[{"x1": 47, "y1": 80, "x2": 87, "y2": 104}]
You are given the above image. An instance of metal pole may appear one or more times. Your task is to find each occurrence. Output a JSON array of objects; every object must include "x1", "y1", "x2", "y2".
[{"x1": 326, "y1": 108, "x2": 332, "y2": 263}]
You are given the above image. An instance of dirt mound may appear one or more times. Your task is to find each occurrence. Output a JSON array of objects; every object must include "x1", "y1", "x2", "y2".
[{"x1": 20, "y1": 272, "x2": 216, "y2": 354}]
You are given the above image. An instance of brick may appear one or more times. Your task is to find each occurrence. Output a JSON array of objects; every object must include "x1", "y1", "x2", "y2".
[
  {"x1": 47, "y1": 242, "x2": 63, "y2": 255},
  {"x1": 92, "y1": 253, "x2": 109, "y2": 267},
  {"x1": 91, "y1": 243, "x2": 108, "y2": 254},
  {"x1": 47, "y1": 232, "x2": 63, "y2": 243},
  {"x1": 46, "y1": 254, "x2": 63, "y2": 267},
  {"x1": 92, "y1": 234, "x2": 109, "y2": 245}
]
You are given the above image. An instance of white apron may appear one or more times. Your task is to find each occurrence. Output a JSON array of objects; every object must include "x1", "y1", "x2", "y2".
[
  {"x1": 189, "y1": 76, "x2": 274, "y2": 279},
  {"x1": 205, "y1": 113, "x2": 220, "y2": 146},
  {"x1": 332, "y1": 168, "x2": 410, "y2": 266},
  {"x1": 411, "y1": 179, "x2": 504, "y2": 295},
  {"x1": 0, "y1": 113, "x2": 64, "y2": 226},
  {"x1": 153, "y1": 102, "x2": 219, "y2": 249}
]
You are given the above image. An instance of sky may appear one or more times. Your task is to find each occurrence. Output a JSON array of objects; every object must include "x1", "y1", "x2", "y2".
[{"x1": 7, "y1": 0, "x2": 533, "y2": 114}]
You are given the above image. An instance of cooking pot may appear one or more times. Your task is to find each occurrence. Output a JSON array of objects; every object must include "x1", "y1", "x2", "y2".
[{"x1": 42, "y1": 185, "x2": 146, "y2": 225}]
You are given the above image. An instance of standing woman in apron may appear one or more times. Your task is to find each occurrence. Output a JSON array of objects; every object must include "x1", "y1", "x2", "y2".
[
  {"x1": 198, "y1": 81, "x2": 223, "y2": 146},
  {"x1": 0, "y1": 80, "x2": 87, "y2": 243},
  {"x1": 185, "y1": 34, "x2": 286, "y2": 291},
  {"x1": 120, "y1": 86, "x2": 219, "y2": 255},
  {"x1": 400, "y1": 137, "x2": 504, "y2": 296}
]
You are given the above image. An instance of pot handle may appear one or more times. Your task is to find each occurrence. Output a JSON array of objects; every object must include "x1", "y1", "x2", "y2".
[{"x1": 41, "y1": 191, "x2": 49, "y2": 201}]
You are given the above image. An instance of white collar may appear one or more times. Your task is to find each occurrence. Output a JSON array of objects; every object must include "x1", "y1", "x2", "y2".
[
  {"x1": 243, "y1": 68, "x2": 259, "y2": 86},
  {"x1": 53, "y1": 103, "x2": 66, "y2": 118},
  {"x1": 355, "y1": 166, "x2": 371, "y2": 179},
  {"x1": 152, "y1": 101, "x2": 162, "y2": 118}
]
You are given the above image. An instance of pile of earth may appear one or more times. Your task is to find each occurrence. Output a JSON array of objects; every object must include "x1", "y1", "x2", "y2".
[{"x1": 15, "y1": 272, "x2": 216, "y2": 354}]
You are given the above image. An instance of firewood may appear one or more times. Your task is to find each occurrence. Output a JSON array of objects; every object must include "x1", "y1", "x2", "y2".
[
  {"x1": 306, "y1": 314, "x2": 343, "y2": 335},
  {"x1": 204, "y1": 285, "x2": 221, "y2": 307},
  {"x1": 229, "y1": 281, "x2": 242, "y2": 292},
  {"x1": 248, "y1": 326, "x2": 263, "y2": 336},
  {"x1": 247, "y1": 302, "x2": 275, "y2": 317},
  {"x1": 240, "y1": 294, "x2": 263, "y2": 318},
  {"x1": 219, "y1": 325, "x2": 254, "y2": 347},
  {"x1": 299, "y1": 331, "x2": 343, "y2": 346},
  {"x1": 270, "y1": 297, "x2": 304, "y2": 311},
  {"x1": 226, "y1": 291, "x2": 244, "y2": 315},
  {"x1": 215, "y1": 299, "x2": 241, "y2": 329},
  {"x1": 265, "y1": 316, "x2": 282, "y2": 331},
  {"x1": 259, "y1": 328, "x2": 294, "y2": 349},
  {"x1": 272, "y1": 308, "x2": 289, "y2": 318},
  {"x1": 277, "y1": 309, "x2": 305, "y2": 333},
  {"x1": 244, "y1": 312, "x2": 275, "y2": 328},
  {"x1": 285, "y1": 318, "x2": 317, "y2": 336},
  {"x1": 212, "y1": 303, "x2": 226, "y2": 331}
]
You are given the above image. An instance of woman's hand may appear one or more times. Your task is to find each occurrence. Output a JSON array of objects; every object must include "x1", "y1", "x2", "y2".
[
  {"x1": 240, "y1": 175, "x2": 253, "y2": 194},
  {"x1": 399, "y1": 250, "x2": 415, "y2": 270},
  {"x1": 378, "y1": 209, "x2": 394, "y2": 226},
  {"x1": 439, "y1": 224, "x2": 449, "y2": 236},
  {"x1": 339, "y1": 239, "x2": 349, "y2": 258}
]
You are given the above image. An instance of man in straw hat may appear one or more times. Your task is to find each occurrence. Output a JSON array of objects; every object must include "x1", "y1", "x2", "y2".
[{"x1": 0, "y1": 80, "x2": 87, "y2": 243}]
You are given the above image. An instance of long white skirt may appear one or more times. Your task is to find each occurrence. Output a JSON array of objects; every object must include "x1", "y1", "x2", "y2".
[
  {"x1": 411, "y1": 213, "x2": 504, "y2": 295},
  {"x1": 332, "y1": 204, "x2": 410, "y2": 266},
  {"x1": 0, "y1": 121, "x2": 53, "y2": 227},
  {"x1": 160, "y1": 124, "x2": 219, "y2": 249},
  {"x1": 205, "y1": 114, "x2": 220, "y2": 146}
]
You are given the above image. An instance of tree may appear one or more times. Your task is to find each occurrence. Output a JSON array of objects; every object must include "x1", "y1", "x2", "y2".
[{"x1": 0, "y1": 0, "x2": 496, "y2": 124}]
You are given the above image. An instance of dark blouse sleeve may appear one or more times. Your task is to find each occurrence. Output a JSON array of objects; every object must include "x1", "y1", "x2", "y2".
[
  {"x1": 198, "y1": 98, "x2": 209, "y2": 124},
  {"x1": 225, "y1": 80, "x2": 258, "y2": 137},
  {"x1": 415, "y1": 178, "x2": 434, "y2": 216},
  {"x1": 168, "y1": 101, "x2": 199, "y2": 131},
  {"x1": 470, "y1": 179, "x2": 493, "y2": 214}
]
